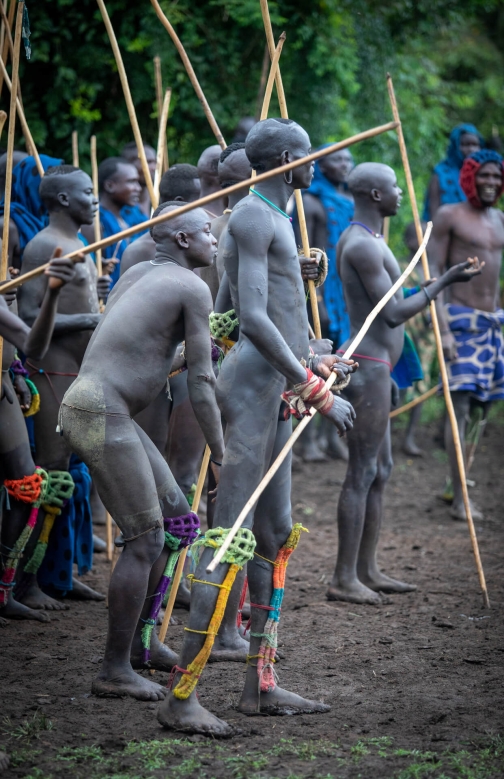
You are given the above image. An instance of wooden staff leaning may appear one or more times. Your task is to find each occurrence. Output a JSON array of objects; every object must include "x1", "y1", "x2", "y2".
[
  {"x1": 72, "y1": 130, "x2": 79, "y2": 168},
  {"x1": 386, "y1": 73, "x2": 489, "y2": 608},
  {"x1": 259, "y1": 0, "x2": 322, "y2": 338},
  {"x1": 0, "y1": 0, "x2": 15, "y2": 96},
  {"x1": 153, "y1": 88, "x2": 171, "y2": 208},
  {"x1": 0, "y1": 56, "x2": 43, "y2": 176},
  {"x1": 153, "y1": 55, "x2": 169, "y2": 172},
  {"x1": 0, "y1": 122, "x2": 399, "y2": 296}
]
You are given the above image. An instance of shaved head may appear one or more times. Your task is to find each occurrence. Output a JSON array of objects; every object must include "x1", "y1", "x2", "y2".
[
  {"x1": 197, "y1": 145, "x2": 221, "y2": 179},
  {"x1": 348, "y1": 163, "x2": 395, "y2": 197},
  {"x1": 245, "y1": 118, "x2": 309, "y2": 173},
  {"x1": 150, "y1": 201, "x2": 209, "y2": 243},
  {"x1": 218, "y1": 144, "x2": 251, "y2": 188}
]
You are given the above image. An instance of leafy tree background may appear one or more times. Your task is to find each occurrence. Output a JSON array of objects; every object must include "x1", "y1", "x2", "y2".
[{"x1": 7, "y1": 0, "x2": 504, "y2": 253}]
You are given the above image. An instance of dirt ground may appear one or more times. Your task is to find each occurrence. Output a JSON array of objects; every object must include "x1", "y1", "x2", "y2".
[{"x1": 1, "y1": 412, "x2": 504, "y2": 778}]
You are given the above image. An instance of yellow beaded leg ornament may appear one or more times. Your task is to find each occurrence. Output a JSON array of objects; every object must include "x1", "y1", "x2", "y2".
[{"x1": 172, "y1": 527, "x2": 256, "y2": 700}]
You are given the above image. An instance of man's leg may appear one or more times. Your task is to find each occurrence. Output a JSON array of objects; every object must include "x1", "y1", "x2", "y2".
[
  {"x1": 357, "y1": 423, "x2": 416, "y2": 593},
  {"x1": 445, "y1": 391, "x2": 482, "y2": 520}
]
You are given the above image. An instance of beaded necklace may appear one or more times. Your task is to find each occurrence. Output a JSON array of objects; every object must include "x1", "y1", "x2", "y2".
[
  {"x1": 250, "y1": 189, "x2": 292, "y2": 222},
  {"x1": 349, "y1": 220, "x2": 383, "y2": 239}
]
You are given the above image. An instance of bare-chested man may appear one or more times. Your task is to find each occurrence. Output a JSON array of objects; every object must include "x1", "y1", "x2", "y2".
[
  {"x1": 429, "y1": 149, "x2": 504, "y2": 520},
  {"x1": 0, "y1": 250, "x2": 80, "y2": 622},
  {"x1": 18, "y1": 166, "x2": 111, "y2": 609},
  {"x1": 61, "y1": 202, "x2": 224, "y2": 701},
  {"x1": 121, "y1": 141, "x2": 157, "y2": 216},
  {"x1": 158, "y1": 118, "x2": 357, "y2": 736},
  {"x1": 197, "y1": 145, "x2": 227, "y2": 217},
  {"x1": 327, "y1": 162, "x2": 482, "y2": 605}
]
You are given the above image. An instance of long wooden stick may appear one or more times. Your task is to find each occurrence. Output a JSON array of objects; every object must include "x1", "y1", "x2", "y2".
[
  {"x1": 72, "y1": 131, "x2": 79, "y2": 168},
  {"x1": 0, "y1": 121, "x2": 399, "y2": 296},
  {"x1": 0, "y1": 56, "x2": 43, "y2": 176},
  {"x1": 260, "y1": 0, "x2": 321, "y2": 338},
  {"x1": 260, "y1": 33, "x2": 286, "y2": 121},
  {"x1": 150, "y1": 0, "x2": 226, "y2": 150},
  {"x1": 158, "y1": 445, "x2": 211, "y2": 644},
  {"x1": 90, "y1": 135, "x2": 103, "y2": 278},
  {"x1": 0, "y1": 0, "x2": 22, "y2": 393},
  {"x1": 96, "y1": 0, "x2": 156, "y2": 206},
  {"x1": 389, "y1": 384, "x2": 439, "y2": 418},
  {"x1": 153, "y1": 88, "x2": 171, "y2": 209},
  {"x1": 0, "y1": 110, "x2": 7, "y2": 139},
  {"x1": 0, "y1": 0, "x2": 15, "y2": 96},
  {"x1": 387, "y1": 73, "x2": 489, "y2": 608},
  {"x1": 153, "y1": 55, "x2": 168, "y2": 172},
  {"x1": 207, "y1": 224, "x2": 433, "y2": 573}
]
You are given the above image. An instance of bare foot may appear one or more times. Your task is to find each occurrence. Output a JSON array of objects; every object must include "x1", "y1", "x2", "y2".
[
  {"x1": 0, "y1": 751, "x2": 10, "y2": 772},
  {"x1": 93, "y1": 534, "x2": 107, "y2": 553},
  {"x1": 239, "y1": 685, "x2": 330, "y2": 716},
  {"x1": 326, "y1": 579, "x2": 381, "y2": 605},
  {"x1": 402, "y1": 439, "x2": 424, "y2": 457},
  {"x1": 360, "y1": 571, "x2": 417, "y2": 594},
  {"x1": 450, "y1": 500, "x2": 483, "y2": 522},
  {"x1": 1, "y1": 595, "x2": 50, "y2": 622},
  {"x1": 158, "y1": 692, "x2": 236, "y2": 737},
  {"x1": 92, "y1": 667, "x2": 166, "y2": 701},
  {"x1": 209, "y1": 630, "x2": 249, "y2": 663},
  {"x1": 131, "y1": 631, "x2": 178, "y2": 671},
  {"x1": 67, "y1": 578, "x2": 105, "y2": 601},
  {"x1": 301, "y1": 442, "x2": 328, "y2": 463},
  {"x1": 21, "y1": 581, "x2": 69, "y2": 611}
]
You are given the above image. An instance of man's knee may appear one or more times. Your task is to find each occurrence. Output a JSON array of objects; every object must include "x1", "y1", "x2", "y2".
[
  {"x1": 254, "y1": 512, "x2": 292, "y2": 557},
  {"x1": 375, "y1": 456, "x2": 393, "y2": 485},
  {"x1": 124, "y1": 527, "x2": 164, "y2": 564},
  {"x1": 347, "y1": 460, "x2": 379, "y2": 492}
]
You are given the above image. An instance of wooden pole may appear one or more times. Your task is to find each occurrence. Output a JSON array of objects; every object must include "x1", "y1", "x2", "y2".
[
  {"x1": 0, "y1": 0, "x2": 21, "y2": 104},
  {"x1": 153, "y1": 88, "x2": 171, "y2": 209},
  {"x1": 90, "y1": 135, "x2": 103, "y2": 278},
  {"x1": 389, "y1": 384, "x2": 439, "y2": 418},
  {"x1": 386, "y1": 73, "x2": 489, "y2": 608},
  {"x1": 255, "y1": 44, "x2": 270, "y2": 121},
  {"x1": 259, "y1": 0, "x2": 322, "y2": 338},
  {"x1": 153, "y1": 55, "x2": 168, "y2": 172},
  {"x1": 0, "y1": 121, "x2": 399, "y2": 296},
  {"x1": 158, "y1": 445, "x2": 211, "y2": 644},
  {"x1": 105, "y1": 513, "x2": 113, "y2": 561},
  {"x1": 0, "y1": 0, "x2": 23, "y2": 393},
  {"x1": 0, "y1": 110, "x2": 6, "y2": 139},
  {"x1": 150, "y1": 0, "x2": 226, "y2": 150},
  {"x1": 0, "y1": 57, "x2": 43, "y2": 176},
  {"x1": 383, "y1": 216, "x2": 390, "y2": 244},
  {"x1": 207, "y1": 224, "x2": 433, "y2": 573},
  {"x1": 72, "y1": 131, "x2": 79, "y2": 168},
  {"x1": 259, "y1": 33, "x2": 286, "y2": 121},
  {"x1": 0, "y1": 0, "x2": 15, "y2": 96},
  {"x1": 96, "y1": 0, "x2": 156, "y2": 206}
]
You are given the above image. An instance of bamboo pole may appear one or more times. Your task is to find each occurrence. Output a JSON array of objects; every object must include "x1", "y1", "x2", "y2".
[
  {"x1": 0, "y1": 0, "x2": 22, "y2": 393},
  {"x1": 0, "y1": 0, "x2": 20, "y2": 102},
  {"x1": 150, "y1": 0, "x2": 226, "y2": 150},
  {"x1": 207, "y1": 224, "x2": 433, "y2": 573},
  {"x1": 0, "y1": 57, "x2": 43, "y2": 176},
  {"x1": 259, "y1": 33, "x2": 286, "y2": 121},
  {"x1": 90, "y1": 135, "x2": 103, "y2": 278},
  {"x1": 0, "y1": 121, "x2": 399, "y2": 296},
  {"x1": 389, "y1": 384, "x2": 439, "y2": 418},
  {"x1": 383, "y1": 216, "x2": 390, "y2": 244},
  {"x1": 153, "y1": 55, "x2": 168, "y2": 172},
  {"x1": 72, "y1": 131, "x2": 79, "y2": 168},
  {"x1": 259, "y1": 0, "x2": 321, "y2": 338},
  {"x1": 106, "y1": 513, "x2": 113, "y2": 561},
  {"x1": 158, "y1": 445, "x2": 211, "y2": 644},
  {"x1": 0, "y1": 110, "x2": 6, "y2": 139},
  {"x1": 153, "y1": 88, "x2": 171, "y2": 208},
  {"x1": 386, "y1": 73, "x2": 489, "y2": 608},
  {"x1": 0, "y1": 0, "x2": 15, "y2": 96},
  {"x1": 255, "y1": 44, "x2": 270, "y2": 121},
  {"x1": 96, "y1": 0, "x2": 156, "y2": 206}
]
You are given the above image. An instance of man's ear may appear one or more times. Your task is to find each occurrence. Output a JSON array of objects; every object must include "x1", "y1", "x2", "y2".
[
  {"x1": 57, "y1": 192, "x2": 70, "y2": 208},
  {"x1": 281, "y1": 149, "x2": 290, "y2": 166},
  {"x1": 176, "y1": 230, "x2": 189, "y2": 249},
  {"x1": 104, "y1": 180, "x2": 115, "y2": 194},
  {"x1": 371, "y1": 187, "x2": 381, "y2": 202}
]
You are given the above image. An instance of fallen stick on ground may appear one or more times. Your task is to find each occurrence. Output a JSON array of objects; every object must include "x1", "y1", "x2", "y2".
[
  {"x1": 0, "y1": 121, "x2": 399, "y2": 296},
  {"x1": 207, "y1": 223, "x2": 433, "y2": 573},
  {"x1": 387, "y1": 72, "x2": 489, "y2": 609}
]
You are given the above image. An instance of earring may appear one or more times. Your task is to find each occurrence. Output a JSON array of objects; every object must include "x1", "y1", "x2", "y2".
[{"x1": 284, "y1": 169, "x2": 293, "y2": 185}]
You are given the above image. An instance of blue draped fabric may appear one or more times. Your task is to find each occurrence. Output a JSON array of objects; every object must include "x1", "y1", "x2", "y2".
[
  {"x1": 99, "y1": 204, "x2": 148, "y2": 287},
  {"x1": 0, "y1": 154, "x2": 63, "y2": 254},
  {"x1": 423, "y1": 124, "x2": 484, "y2": 221},
  {"x1": 294, "y1": 146, "x2": 354, "y2": 346},
  {"x1": 38, "y1": 455, "x2": 93, "y2": 594}
]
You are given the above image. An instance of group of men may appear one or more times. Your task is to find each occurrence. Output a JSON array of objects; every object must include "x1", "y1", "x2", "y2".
[{"x1": 0, "y1": 114, "x2": 502, "y2": 737}]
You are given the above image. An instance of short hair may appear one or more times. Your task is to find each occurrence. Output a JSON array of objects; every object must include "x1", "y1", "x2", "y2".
[
  {"x1": 39, "y1": 165, "x2": 81, "y2": 210},
  {"x1": 98, "y1": 157, "x2": 132, "y2": 192},
  {"x1": 347, "y1": 162, "x2": 394, "y2": 196},
  {"x1": 159, "y1": 164, "x2": 199, "y2": 202},
  {"x1": 150, "y1": 200, "x2": 187, "y2": 241},
  {"x1": 245, "y1": 118, "x2": 299, "y2": 173},
  {"x1": 219, "y1": 142, "x2": 245, "y2": 165},
  {"x1": 120, "y1": 141, "x2": 154, "y2": 161}
]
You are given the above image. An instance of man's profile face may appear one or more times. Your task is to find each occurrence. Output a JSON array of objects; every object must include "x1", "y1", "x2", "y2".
[
  {"x1": 319, "y1": 149, "x2": 353, "y2": 186},
  {"x1": 475, "y1": 162, "x2": 502, "y2": 207},
  {"x1": 66, "y1": 171, "x2": 98, "y2": 225},
  {"x1": 290, "y1": 128, "x2": 314, "y2": 190},
  {"x1": 379, "y1": 169, "x2": 402, "y2": 216},
  {"x1": 106, "y1": 163, "x2": 141, "y2": 206},
  {"x1": 186, "y1": 214, "x2": 218, "y2": 267},
  {"x1": 459, "y1": 132, "x2": 481, "y2": 159},
  {"x1": 132, "y1": 146, "x2": 156, "y2": 185}
]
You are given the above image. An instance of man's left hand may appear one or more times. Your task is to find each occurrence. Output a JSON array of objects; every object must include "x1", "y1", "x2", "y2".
[
  {"x1": 12, "y1": 375, "x2": 31, "y2": 411},
  {"x1": 311, "y1": 354, "x2": 358, "y2": 381}
]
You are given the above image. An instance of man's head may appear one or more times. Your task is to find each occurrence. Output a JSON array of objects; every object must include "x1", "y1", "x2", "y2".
[
  {"x1": 197, "y1": 145, "x2": 222, "y2": 193},
  {"x1": 218, "y1": 143, "x2": 252, "y2": 189},
  {"x1": 318, "y1": 148, "x2": 354, "y2": 186},
  {"x1": 348, "y1": 163, "x2": 402, "y2": 216},
  {"x1": 39, "y1": 165, "x2": 97, "y2": 225},
  {"x1": 150, "y1": 201, "x2": 217, "y2": 269},
  {"x1": 232, "y1": 116, "x2": 257, "y2": 144},
  {"x1": 245, "y1": 118, "x2": 313, "y2": 189},
  {"x1": 447, "y1": 124, "x2": 483, "y2": 168},
  {"x1": 159, "y1": 164, "x2": 200, "y2": 203},
  {"x1": 460, "y1": 149, "x2": 504, "y2": 209},
  {"x1": 120, "y1": 142, "x2": 156, "y2": 185},
  {"x1": 98, "y1": 157, "x2": 141, "y2": 207}
]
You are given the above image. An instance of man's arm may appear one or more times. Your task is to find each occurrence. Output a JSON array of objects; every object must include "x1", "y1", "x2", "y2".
[
  {"x1": 426, "y1": 173, "x2": 441, "y2": 220},
  {"x1": 183, "y1": 281, "x2": 225, "y2": 464},
  {"x1": 19, "y1": 241, "x2": 100, "y2": 332},
  {"x1": 231, "y1": 204, "x2": 307, "y2": 385},
  {"x1": 303, "y1": 193, "x2": 327, "y2": 250}
]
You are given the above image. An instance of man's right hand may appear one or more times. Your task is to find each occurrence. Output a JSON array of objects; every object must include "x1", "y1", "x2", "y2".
[
  {"x1": 325, "y1": 395, "x2": 355, "y2": 436},
  {"x1": 442, "y1": 256, "x2": 484, "y2": 286},
  {"x1": 45, "y1": 248, "x2": 84, "y2": 290},
  {"x1": 442, "y1": 331, "x2": 457, "y2": 361}
]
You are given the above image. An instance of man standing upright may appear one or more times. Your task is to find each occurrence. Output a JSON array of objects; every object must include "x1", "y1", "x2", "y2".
[{"x1": 121, "y1": 142, "x2": 157, "y2": 216}]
